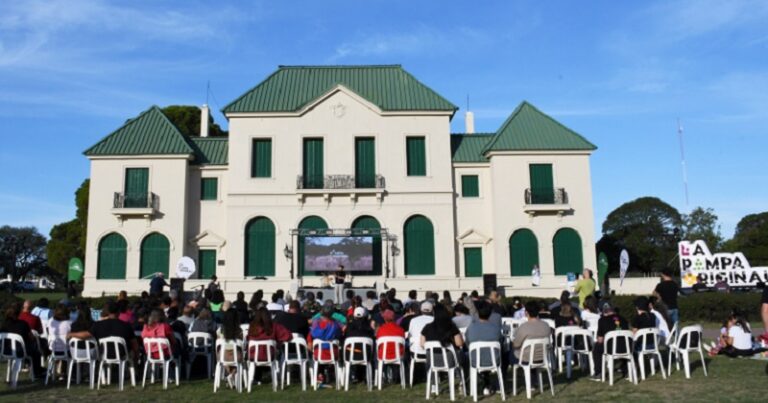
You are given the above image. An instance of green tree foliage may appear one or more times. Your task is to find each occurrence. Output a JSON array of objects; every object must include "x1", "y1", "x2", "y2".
[
  {"x1": 47, "y1": 179, "x2": 89, "y2": 276},
  {"x1": 729, "y1": 212, "x2": 768, "y2": 266},
  {"x1": 161, "y1": 105, "x2": 227, "y2": 137},
  {"x1": 0, "y1": 226, "x2": 47, "y2": 283},
  {"x1": 682, "y1": 207, "x2": 723, "y2": 250},
  {"x1": 600, "y1": 197, "x2": 682, "y2": 273}
]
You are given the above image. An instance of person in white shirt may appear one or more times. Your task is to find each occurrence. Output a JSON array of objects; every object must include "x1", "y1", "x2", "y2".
[
  {"x1": 708, "y1": 312, "x2": 754, "y2": 357},
  {"x1": 407, "y1": 301, "x2": 434, "y2": 356},
  {"x1": 265, "y1": 293, "x2": 284, "y2": 312},
  {"x1": 580, "y1": 295, "x2": 601, "y2": 336}
]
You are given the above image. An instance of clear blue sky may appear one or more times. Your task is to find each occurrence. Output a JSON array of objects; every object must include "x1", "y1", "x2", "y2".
[{"x1": 1, "y1": 0, "x2": 766, "y2": 241}]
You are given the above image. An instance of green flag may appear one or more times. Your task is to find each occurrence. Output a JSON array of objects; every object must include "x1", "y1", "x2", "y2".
[
  {"x1": 68, "y1": 257, "x2": 84, "y2": 282},
  {"x1": 597, "y1": 252, "x2": 608, "y2": 290}
]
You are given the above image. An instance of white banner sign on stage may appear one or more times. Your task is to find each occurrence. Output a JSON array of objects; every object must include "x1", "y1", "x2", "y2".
[
  {"x1": 619, "y1": 249, "x2": 629, "y2": 286},
  {"x1": 679, "y1": 240, "x2": 768, "y2": 288},
  {"x1": 176, "y1": 256, "x2": 196, "y2": 279}
]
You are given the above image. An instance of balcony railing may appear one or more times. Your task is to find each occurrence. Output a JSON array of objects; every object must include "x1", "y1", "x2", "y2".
[
  {"x1": 296, "y1": 174, "x2": 386, "y2": 190},
  {"x1": 113, "y1": 192, "x2": 159, "y2": 209},
  {"x1": 524, "y1": 188, "x2": 568, "y2": 205}
]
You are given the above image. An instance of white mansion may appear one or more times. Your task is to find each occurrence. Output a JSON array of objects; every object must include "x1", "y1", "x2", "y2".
[{"x1": 82, "y1": 65, "x2": 597, "y2": 298}]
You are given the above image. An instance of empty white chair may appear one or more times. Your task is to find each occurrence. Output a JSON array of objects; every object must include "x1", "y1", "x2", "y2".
[
  {"x1": 67, "y1": 337, "x2": 98, "y2": 390},
  {"x1": 0, "y1": 333, "x2": 33, "y2": 389},
  {"x1": 45, "y1": 334, "x2": 70, "y2": 385},
  {"x1": 281, "y1": 335, "x2": 309, "y2": 391},
  {"x1": 342, "y1": 337, "x2": 373, "y2": 391},
  {"x1": 602, "y1": 330, "x2": 638, "y2": 386},
  {"x1": 142, "y1": 337, "x2": 180, "y2": 389},
  {"x1": 568, "y1": 328, "x2": 595, "y2": 376},
  {"x1": 512, "y1": 337, "x2": 554, "y2": 399},
  {"x1": 187, "y1": 332, "x2": 214, "y2": 379},
  {"x1": 554, "y1": 326, "x2": 580, "y2": 373},
  {"x1": 424, "y1": 341, "x2": 466, "y2": 401},
  {"x1": 409, "y1": 347, "x2": 428, "y2": 388},
  {"x1": 468, "y1": 341, "x2": 505, "y2": 402},
  {"x1": 375, "y1": 336, "x2": 406, "y2": 390},
  {"x1": 311, "y1": 339, "x2": 342, "y2": 391},
  {"x1": 246, "y1": 339, "x2": 280, "y2": 392},
  {"x1": 214, "y1": 339, "x2": 245, "y2": 393},
  {"x1": 634, "y1": 328, "x2": 666, "y2": 380},
  {"x1": 669, "y1": 325, "x2": 707, "y2": 379},
  {"x1": 98, "y1": 336, "x2": 136, "y2": 390}
]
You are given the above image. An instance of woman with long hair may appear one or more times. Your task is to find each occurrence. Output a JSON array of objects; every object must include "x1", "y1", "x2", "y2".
[
  {"x1": 555, "y1": 293, "x2": 581, "y2": 327},
  {"x1": 247, "y1": 308, "x2": 291, "y2": 359},
  {"x1": 141, "y1": 308, "x2": 177, "y2": 358},
  {"x1": 419, "y1": 303, "x2": 463, "y2": 368}
]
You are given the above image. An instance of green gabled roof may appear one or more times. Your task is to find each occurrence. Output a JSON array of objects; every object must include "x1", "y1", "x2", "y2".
[
  {"x1": 483, "y1": 101, "x2": 597, "y2": 152},
  {"x1": 84, "y1": 106, "x2": 195, "y2": 156},
  {"x1": 223, "y1": 65, "x2": 458, "y2": 114},
  {"x1": 450, "y1": 134, "x2": 494, "y2": 163},
  {"x1": 188, "y1": 137, "x2": 228, "y2": 165}
]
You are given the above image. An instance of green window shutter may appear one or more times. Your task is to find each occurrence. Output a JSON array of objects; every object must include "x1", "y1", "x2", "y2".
[
  {"x1": 461, "y1": 175, "x2": 479, "y2": 197},
  {"x1": 553, "y1": 228, "x2": 583, "y2": 276},
  {"x1": 352, "y1": 216, "x2": 382, "y2": 276},
  {"x1": 97, "y1": 233, "x2": 127, "y2": 279},
  {"x1": 245, "y1": 217, "x2": 276, "y2": 277},
  {"x1": 509, "y1": 229, "x2": 539, "y2": 276},
  {"x1": 251, "y1": 139, "x2": 272, "y2": 178},
  {"x1": 200, "y1": 178, "x2": 218, "y2": 200},
  {"x1": 198, "y1": 250, "x2": 217, "y2": 279},
  {"x1": 355, "y1": 137, "x2": 376, "y2": 188},
  {"x1": 140, "y1": 233, "x2": 170, "y2": 278},
  {"x1": 529, "y1": 164, "x2": 554, "y2": 203},
  {"x1": 298, "y1": 216, "x2": 328, "y2": 277},
  {"x1": 303, "y1": 138, "x2": 324, "y2": 188},
  {"x1": 406, "y1": 137, "x2": 426, "y2": 176},
  {"x1": 124, "y1": 168, "x2": 149, "y2": 208},
  {"x1": 464, "y1": 247, "x2": 482, "y2": 277},
  {"x1": 404, "y1": 215, "x2": 435, "y2": 275}
]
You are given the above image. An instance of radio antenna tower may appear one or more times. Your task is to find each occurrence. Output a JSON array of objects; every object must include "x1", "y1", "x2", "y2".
[{"x1": 677, "y1": 118, "x2": 689, "y2": 208}]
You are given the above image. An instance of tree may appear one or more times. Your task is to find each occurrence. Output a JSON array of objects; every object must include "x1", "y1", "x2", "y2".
[
  {"x1": 600, "y1": 197, "x2": 682, "y2": 273},
  {"x1": 682, "y1": 207, "x2": 723, "y2": 250},
  {"x1": 161, "y1": 105, "x2": 227, "y2": 137},
  {"x1": 47, "y1": 179, "x2": 89, "y2": 276},
  {"x1": 0, "y1": 226, "x2": 47, "y2": 283},
  {"x1": 729, "y1": 212, "x2": 768, "y2": 266}
]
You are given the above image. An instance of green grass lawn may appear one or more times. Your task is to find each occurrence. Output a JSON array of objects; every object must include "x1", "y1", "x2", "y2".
[{"x1": 0, "y1": 355, "x2": 765, "y2": 402}]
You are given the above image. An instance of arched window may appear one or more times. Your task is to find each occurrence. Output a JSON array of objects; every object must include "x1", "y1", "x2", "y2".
[
  {"x1": 509, "y1": 229, "x2": 539, "y2": 276},
  {"x1": 404, "y1": 215, "x2": 435, "y2": 275},
  {"x1": 245, "y1": 217, "x2": 276, "y2": 277},
  {"x1": 352, "y1": 216, "x2": 382, "y2": 276},
  {"x1": 298, "y1": 216, "x2": 328, "y2": 277},
  {"x1": 97, "y1": 233, "x2": 127, "y2": 279},
  {"x1": 140, "y1": 233, "x2": 170, "y2": 278},
  {"x1": 553, "y1": 228, "x2": 583, "y2": 276}
]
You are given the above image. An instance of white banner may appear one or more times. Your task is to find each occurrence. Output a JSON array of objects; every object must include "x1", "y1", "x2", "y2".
[
  {"x1": 175, "y1": 256, "x2": 196, "y2": 279},
  {"x1": 679, "y1": 240, "x2": 768, "y2": 288},
  {"x1": 619, "y1": 249, "x2": 629, "y2": 286}
]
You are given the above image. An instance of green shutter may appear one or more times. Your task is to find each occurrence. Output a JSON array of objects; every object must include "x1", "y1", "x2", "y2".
[
  {"x1": 461, "y1": 175, "x2": 479, "y2": 197},
  {"x1": 140, "y1": 233, "x2": 170, "y2": 278},
  {"x1": 124, "y1": 168, "x2": 149, "y2": 208},
  {"x1": 406, "y1": 137, "x2": 426, "y2": 176},
  {"x1": 251, "y1": 139, "x2": 272, "y2": 178},
  {"x1": 352, "y1": 216, "x2": 382, "y2": 276},
  {"x1": 303, "y1": 138, "x2": 324, "y2": 188},
  {"x1": 200, "y1": 178, "x2": 218, "y2": 200},
  {"x1": 553, "y1": 228, "x2": 583, "y2": 276},
  {"x1": 298, "y1": 216, "x2": 328, "y2": 277},
  {"x1": 404, "y1": 215, "x2": 435, "y2": 275},
  {"x1": 97, "y1": 233, "x2": 127, "y2": 279},
  {"x1": 529, "y1": 164, "x2": 554, "y2": 203},
  {"x1": 355, "y1": 137, "x2": 376, "y2": 188},
  {"x1": 245, "y1": 217, "x2": 276, "y2": 277},
  {"x1": 509, "y1": 229, "x2": 539, "y2": 276},
  {"x1": 464, "y1": 247, "x2": 482, "y2": 277},
  {"x1": 198, "y1": 250, "x2": 217, "y2": 279}
]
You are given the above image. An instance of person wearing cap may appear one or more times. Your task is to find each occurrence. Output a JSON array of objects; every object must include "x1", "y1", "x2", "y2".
[
  {"x1": 590, "y1": 301, "x2": 629, "y2": 381},
  {"x1": 408, "y1": 301, "x2": 435, "y2": 358},
  {"x1": 344, "y1": 306, "x2": 375, "y2": 382}
]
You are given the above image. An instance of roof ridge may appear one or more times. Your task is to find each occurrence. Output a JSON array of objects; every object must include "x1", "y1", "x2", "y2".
[
  {"x1": 277, "y1": 64, "x2": 402, "y2": 69},
  {"x1": 481, "y1": 101, "x2": 527, "y2": 153},
  {"x1": 517, "y1": 102, "x2": 597, "y2": 149},
  {"x1": 451, "y1": 132, "x2": 496, "y2": 136}
]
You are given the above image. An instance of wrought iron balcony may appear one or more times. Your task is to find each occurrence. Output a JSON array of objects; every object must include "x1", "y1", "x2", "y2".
[
  {"x1": 296, "y1": 174, "x2": 386, "y2": 190},
  {"x1": 113, "y1": 192, "x2": 159, "y2": 210},
  {"x1": 524, "y1": 188, "x2": 568, "y2": 205}
]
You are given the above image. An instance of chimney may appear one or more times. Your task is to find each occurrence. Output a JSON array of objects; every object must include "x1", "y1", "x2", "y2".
[
  {"x1": 200, "y1": 104, "x2": 210, "y2": 137},
  {"x1": 465, "y1": 111, "x2": 475, "y2": 134}
]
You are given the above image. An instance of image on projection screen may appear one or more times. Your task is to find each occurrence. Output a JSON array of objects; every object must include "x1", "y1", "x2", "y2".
[{"x1": 304, "y1": 236, "x2": 374, "y2": 272}]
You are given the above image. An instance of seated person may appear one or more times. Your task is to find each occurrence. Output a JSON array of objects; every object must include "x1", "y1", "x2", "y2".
[
  {"x1": 69, "y1": 301, "x2": 139, "y2": 363},
  {"x1": 274, "y1": 301, "x2": 310, "y2": 339},
  {"x1": 1, "y1": 302, "x2": 43, "y2": 378},
  {"x1": 309, "y1": 304, "x2": 343, "y2": 362},
  {"x1": 707, "y1": 312, "x2": 758, "y2": 357},
  {"x1": 141, "y1": 308, "x2": 178, "y2": 358},
  {"x1": 512, "y1": 301, "x2": 551, "y2": 364},
  {"x1": 376, "y1": 308, "x2": 405, "y2": 361},
  {"x1": 590, "y1": 302, "x2": 628, "y2": 381},
  {"x1": 465, "y1": 301, "x2": 502, "y2": 394},
  {"x1": 420, "y1": 304, "x2": 464, "y2": 368}
]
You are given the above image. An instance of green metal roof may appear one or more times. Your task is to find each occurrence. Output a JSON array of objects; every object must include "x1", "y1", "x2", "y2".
[
  {"x1": 223, "y1": 65, "x2": 458, "y2": 114},
  {"x1": 84, "y1": 106, "x2": 194, "y2": 156},
  {"x1": 188, "y1": 137, "x2": 228, "y2": 165},
  {"x1": 450, "y1": 134, "x2": 494, "y2": 163},
  {"x1": 483, "y1": 101, "x2": 597, "y2": 152}
]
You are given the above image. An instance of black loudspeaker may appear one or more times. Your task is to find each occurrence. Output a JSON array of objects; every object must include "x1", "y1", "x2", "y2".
[
  {"x1": 482, "y1": 274, "x2": 497, "y2": 294},
  {"x1": 170, "y1": 278, "x2": 185, "y2": 295}
]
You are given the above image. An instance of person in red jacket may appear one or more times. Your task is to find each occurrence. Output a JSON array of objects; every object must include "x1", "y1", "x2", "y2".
[
  {"x1": 376, "y1": 308, "x2": 405, "y2": 360},
  {"x1": 19, "y1": 300, "x2": 42, "y2": 333}
]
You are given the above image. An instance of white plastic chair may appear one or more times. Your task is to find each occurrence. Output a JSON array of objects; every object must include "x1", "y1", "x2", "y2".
[
  {"x1": 45, "y1": 334, "x2": 70, "y2": 385},
  {"x1": 568, "y1": 328, "x2": 595, "y2": 376},
  {"x1": 311, "y1": 339, "x2": 341, "y2": 390},
  {"x1": 375, "y1": 336, "x2": 406, "y2": 390},
  {"x1": 67, "y1": 337, "x2": 98, "y2": 389},
  {"x1": 424, "y1": 341, "x2": 466, "y2": 401},
  {"x1": 409, "y1": 349, "x2": 428, "y2": 388},
  {"x1": 468, "y1": 341, "x2": 506, "y2": 402},
  {"x1": 187, "y1": 332, "x2": 213, "y2": 379},
  {"x1": 602, "y1": 330, "x2": 638, "y2": 386},
  {"x1": 342, "y1": 337, "x2": 373, "y2": 391},
  {"x1": 554, "y1": 326, "x2": 580, "y2": 373},
  {"x1": 542, "y1": 319, "x2": 556, "y2": 330},
  {"x1": 281, "y1": 335, "x2": 309, "y2": 390},
  {"x1": 31, "y1": 329, "x2": 46, "y2": 369},
  {"x1": 0, "y1": 333, "x2": 34, "y2": 389},
  {"x1": 669, "y1": 325, "x2": 707, "y2": 379},
  {"x1": 98, "y1": 336, "x2": 136, "y2": 390},
  {"x1": 512, "y1": 337, "x2": 554, "y2": 399},
  {"x1": 141, "y1": 337, "x2": 180, "y2": 389},
  {"x1": 634, "y1": 328, "x2": 666, "y2": 380},
  {"x1": 501, "y1": 318, "x2": 525, "y2": 340},
  {"x1": 214, "y1": 339, "x2": 245, "y2": 393},
  {"x1": 246, "y1": 339, "x2": 280, "y2": 392}
]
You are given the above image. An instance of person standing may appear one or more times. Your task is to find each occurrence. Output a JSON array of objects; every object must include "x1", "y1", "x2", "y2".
[
  {"x1": 653, "y1": 269, "x2": 681, "y2": 325},
  {"x1": 760, "y1": 283, "x2": 768, "y2": 343},
  {"x1": 334, "y1": 265, "x2": 346, "y2": 305},
  {"x1": 574, "y1": 269, "x2": 596, "y2": 308},
  {"x1": 149, "y1": 272, "x2": 168, "y2": 298},
  {"x1": 531, "y1": 265, "x2": 541, "y2": 287}
]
